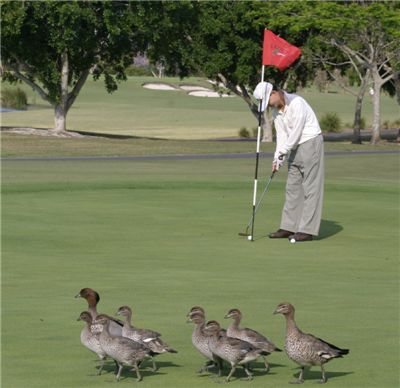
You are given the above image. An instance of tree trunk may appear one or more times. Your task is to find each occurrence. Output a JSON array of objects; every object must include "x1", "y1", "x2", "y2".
[
  {"x1": 352, "y1": 75, "x2": 369, "y2": 144},
  {"x1": 261, "y1": 112, "x2": 273, "y2": 142},
  {"x1": 53, "y1": 50, "x2": 69, "y2": 133},
  {"x1": 371, "y1": 66, "x2": 383, "y2": 144},
  {"x1": 352, "y1": 95, "x2": 362, "y2": 144},
  {"x1": 54, "y1": 104, "x2": 67, "y2": 132},
  {"x1": 370, "y1": 78, "x2": 382, "y2": 145}
]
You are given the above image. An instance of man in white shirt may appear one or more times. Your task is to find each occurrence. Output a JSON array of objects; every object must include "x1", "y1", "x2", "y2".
[{"x1": 254, "y1": 82, "x2": 324, "y2": 242}]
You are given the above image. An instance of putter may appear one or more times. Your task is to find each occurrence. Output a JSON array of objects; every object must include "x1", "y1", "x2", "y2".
[{"x1": 239, "y1": 171, "x2": 275, "y2": 237}]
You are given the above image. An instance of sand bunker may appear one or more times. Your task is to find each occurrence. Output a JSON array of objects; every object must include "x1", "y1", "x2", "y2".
[
  {"x1": 179, "y1": 85, "x2": 211, "y2": 91},
  {"x1": 142, "y1": 82, "x2": 178, "y2": 90},
  {"x1": 188, "y1": 90, "x2": 233, "y2": 98},
  {"x1": 142, "y1": 82, "x2": 233, "y2": 97}
]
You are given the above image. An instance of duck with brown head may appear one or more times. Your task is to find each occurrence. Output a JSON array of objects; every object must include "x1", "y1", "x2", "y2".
[{"x1": 75, "y1": 288, "x2": 123, "y2": 336}]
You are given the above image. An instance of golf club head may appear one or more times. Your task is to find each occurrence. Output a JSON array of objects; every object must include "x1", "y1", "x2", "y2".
[{"x1": 238, "y1": 232, "x2": 250, "y2": 237}]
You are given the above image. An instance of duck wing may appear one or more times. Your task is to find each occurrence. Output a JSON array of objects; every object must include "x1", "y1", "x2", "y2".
[
  {"x1": 242, "y1": 327, "x2": 282, "y2": 351},
  {"x1": 305, "y1": 333, "x2": 349, "y2": 358},
  {"x1": 135, "y1": 327, "x2": 161, "y2": 341},
  {"x1": 225, "y1": 336, "x2": 254, "y2": 351}
]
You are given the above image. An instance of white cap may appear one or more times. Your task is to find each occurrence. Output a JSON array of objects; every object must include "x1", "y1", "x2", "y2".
[{"x1": 253, "y1": 82, "x2": 273, "y2": 112}]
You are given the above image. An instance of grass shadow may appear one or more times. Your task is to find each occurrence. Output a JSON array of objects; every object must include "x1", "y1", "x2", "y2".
[
  {"x1": 317, "y1": 219, "x2": 343, "y2": 240},
  {"x1": 291, "y1": 367, "x2": 354, "y2": 383}
]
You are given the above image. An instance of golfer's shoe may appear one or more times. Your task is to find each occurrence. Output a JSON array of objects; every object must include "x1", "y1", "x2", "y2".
[
  {"x1": 269, "y1": 229, "x2": 294, "y2": 238},
  {"x1": 289, "y1": 232, "x2": 313, "y2": 242}
]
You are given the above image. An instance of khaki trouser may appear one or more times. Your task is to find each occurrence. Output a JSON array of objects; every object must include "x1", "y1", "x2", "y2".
[{"x1": 280, "y1": 134, "x2": 324, "y2": 236}]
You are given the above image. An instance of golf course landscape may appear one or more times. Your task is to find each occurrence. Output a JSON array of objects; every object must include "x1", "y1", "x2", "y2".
[{"x1": 1, "y1": 77, "x2": 399, "y2": 387}]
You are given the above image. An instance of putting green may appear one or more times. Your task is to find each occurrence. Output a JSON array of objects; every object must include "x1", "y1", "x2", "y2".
[{"x1": 1, "y1": 153, "x2": 398, "y2": 387}]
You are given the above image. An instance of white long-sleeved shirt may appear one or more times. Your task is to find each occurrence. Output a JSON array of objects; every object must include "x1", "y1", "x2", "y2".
[{"x1": 272, "y1": 92, "x2": 321, "y2": 160}]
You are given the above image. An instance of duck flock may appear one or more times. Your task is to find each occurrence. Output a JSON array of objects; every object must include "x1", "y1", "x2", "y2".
[{"x1": 76, "y1": 287, "x2": 349, "y2": 383}]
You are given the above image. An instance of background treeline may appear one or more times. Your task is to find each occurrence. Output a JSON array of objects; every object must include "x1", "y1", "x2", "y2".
[{"x1": 1, "y1": 1, "x2": 399, "y2": 143}]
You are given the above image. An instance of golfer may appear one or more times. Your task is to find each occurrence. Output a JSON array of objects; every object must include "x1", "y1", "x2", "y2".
[{"x1": 254, "y1": 82, "x2": 324, "y2": 242}]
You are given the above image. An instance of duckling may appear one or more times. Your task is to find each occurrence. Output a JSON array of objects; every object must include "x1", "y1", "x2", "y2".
[
  {"x1": 203, "y1": 320, "x2": 269, "y2": 382},
  {"x1": 224, "y1": 308, "x2": 281, "y2": 372},
  {"x1": 96, "y1": 314, "x2": 152, "y2": 382},
  {"x1": 116, "y1": 305, "x2": 177, "y2": 371},
  {"x1": 186, "y1": 311, "x2": 223, "y2": 375},
  {"x1": 75, "y1": 288, "x2": 123, "y2": 336},
  {"x1": 187, "y1": 306, "x2": 227, "y2": 337},
  {"x1": 77, "y1": 311, "x2": 118, "y2": 375},
  {"x1": 273, "y1": 302, "x2": 349, "y2": 384}
]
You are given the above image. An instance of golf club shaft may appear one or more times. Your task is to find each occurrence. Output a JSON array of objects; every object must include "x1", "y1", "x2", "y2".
[{"x1": 246, "y1": 172, "x2": 275, "y2": 230}]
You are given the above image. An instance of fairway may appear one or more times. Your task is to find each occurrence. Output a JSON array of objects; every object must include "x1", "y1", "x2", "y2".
[
  {"x1": 1, "y1": 153, "x2": 399, "y2": 387},
  {"x1": 2, "y1": 76, "x2": 399, "y2": 139}
]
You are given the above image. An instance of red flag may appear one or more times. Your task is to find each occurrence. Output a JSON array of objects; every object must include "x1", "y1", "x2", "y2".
[{"x1": 262, "y1": 29, "x2": 301, "y2": 71}]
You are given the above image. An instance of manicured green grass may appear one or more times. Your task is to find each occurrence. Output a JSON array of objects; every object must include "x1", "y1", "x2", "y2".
[
  {"x1": 1, "y1": 132, "x2": 398, "y2": 158},
  {"x1": 2, "y1": 76, "x2": 399, "y2": 139},
  {"x1": 2, "y1": 153, "x2": 399, "y2": 387}
]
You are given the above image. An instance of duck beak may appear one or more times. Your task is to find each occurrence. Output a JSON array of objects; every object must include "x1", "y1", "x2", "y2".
[
  {"x1": 273, "y1": 309, "x2": 279, "y2": 315},
  {"x1": 74, "y1": 293, "x2": 81, "y2": 298},
  {"x1": 224, "y1": 314, "x2": 230, "y2": 319}
]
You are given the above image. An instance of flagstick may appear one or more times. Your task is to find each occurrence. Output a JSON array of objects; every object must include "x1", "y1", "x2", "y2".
[{"x1": 249, "y1": 65, "x2": 265, "y2": 242}]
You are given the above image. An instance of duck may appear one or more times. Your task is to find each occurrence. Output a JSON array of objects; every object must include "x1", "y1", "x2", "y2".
[
  {"x1": 186, "y1": 310, "x2": 223, "y2": 375},
  {"x1": 187, "y1": 306, "x2": 227, "y2": 337},
  {"x1": 203, "y1": 320, "x2": 269, "y2": 382},
  {"x1": 116, "y1": 305, "x2": 177, "y2": 371},
  {"x1": 77, "y1": 311, "x2": 118, "y2": 375},
  {"x1": 75, "y1": 288, "x2": 123, "y2": 336},
  {"x1": 224, "y1": 308, "x2": 281, "y2": 372},
  {"x1": 273, "y1": 302, "x2": 349, "y2": 384},
  {"x1": 95, "y1": 314, "x2": 152, "y2": 382}
]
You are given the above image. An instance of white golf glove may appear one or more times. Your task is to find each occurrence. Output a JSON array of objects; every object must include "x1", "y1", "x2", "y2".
[{"x1": 273, "y1": 154, "x2": 286, "y2": 171}]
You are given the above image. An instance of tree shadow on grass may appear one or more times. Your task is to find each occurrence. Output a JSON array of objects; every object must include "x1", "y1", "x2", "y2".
[{"x1": 316, "y1": 219, "x2": 343, "y2": 240}]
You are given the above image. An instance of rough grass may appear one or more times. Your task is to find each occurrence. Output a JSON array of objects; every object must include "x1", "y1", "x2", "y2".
[{"x1": 2, "y1": 153, "x2": 399, "y2": 387}]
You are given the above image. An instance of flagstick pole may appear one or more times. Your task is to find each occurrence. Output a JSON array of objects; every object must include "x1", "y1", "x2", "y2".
[{"x1": 249, "y1": 64, "x2": 265, "y2": 242}]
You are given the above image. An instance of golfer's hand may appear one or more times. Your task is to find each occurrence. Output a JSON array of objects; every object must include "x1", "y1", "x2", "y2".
[{"x1": 273, "y1": 154, "x2": 285, "y2": 172}]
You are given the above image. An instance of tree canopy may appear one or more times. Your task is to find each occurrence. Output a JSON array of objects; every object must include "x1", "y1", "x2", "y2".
[
  {"x1": 1, "y1": 0, "x2": 398, "y2": 142},
  {"x1": 301, "y1": 1, "x2": 400, "y2": 143},
  {"x1": 1, "y1": 1, "x2": 139, "y2": 132}
]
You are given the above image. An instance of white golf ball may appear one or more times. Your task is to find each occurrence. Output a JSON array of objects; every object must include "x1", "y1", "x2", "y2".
[
  {"x1": 247, "y1": 236, "x2": 252, "y2": 241},
  {"x1": 290, "y1": 238, "x2": 296, "y2": 244}
]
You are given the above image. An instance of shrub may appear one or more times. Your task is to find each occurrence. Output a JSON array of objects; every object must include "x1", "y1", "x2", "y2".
[
  {"x1": 382, "y1": 120, "x2": 390, "y2": 129},
  {"x1": 125, "y1": 65, "x2": 152, "y2": 77},
  {"x1": 1, "y1": 87, "x2": 28, "y2": 110},
  {"x1": 391, "y1": 119, "x2": 400, "y2": 127},
  {"x1": 319, "y1": 112, "x2": 342, "y2": 133},
  {"x1": 239, "y1": 127, "x2": 250, "y2": 138},
  {"x1": 351, "y1": 117, "x2": 367, "y2": 130},
  {"x1": 359, "y1": 117, "x2": 366, "y2": 129}
]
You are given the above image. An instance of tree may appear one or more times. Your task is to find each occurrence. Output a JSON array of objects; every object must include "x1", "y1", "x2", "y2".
[
  {"x1": 308, "y1": 1, "x2": 400, "y2": 144},
  {"x1": 129, "y1": 1, "x2": 199, "y2": 80},
  {"x1": 145, "y1": 1, "x2": 310, "y2": 142},
  {"x1": 1, "y1": 1, "x2": 139, "y2": 133}
]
